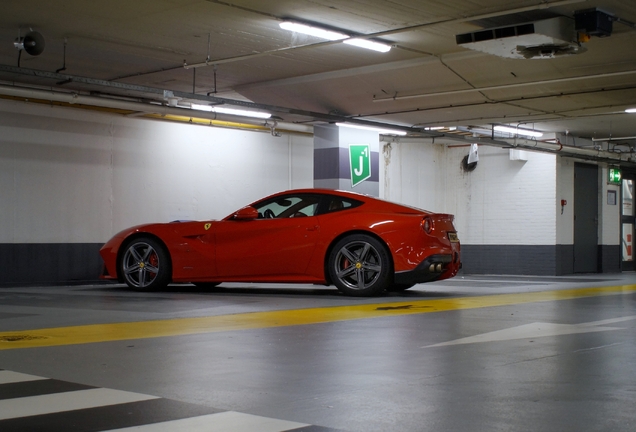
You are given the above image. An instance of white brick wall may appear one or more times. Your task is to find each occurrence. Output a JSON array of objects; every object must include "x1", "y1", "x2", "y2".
[
  {"x1": 0, "y1": 99, "x2": 314, "y2": 244},
  {"x1": 381, "y1": 140, "x2": 621, "y2": 250},
  {"x1": 381, "y1": 140, "x2": 446, "y2": 211},
  {"x1": 382, "y1": 141, "x2": 558, "y2": 245},
  {"x1": 556, "y1": 157, "x2": 574, "y2": 245},
  {"x1": 0, "y1": 96, "x2": 620, "y2": 252},
  {"x1": 445, "y1": 145, "x2": 557, "y2": 245}
]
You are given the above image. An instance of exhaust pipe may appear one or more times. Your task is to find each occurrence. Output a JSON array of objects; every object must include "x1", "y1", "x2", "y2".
[{"x1": 429, "y1": 263, "x2": 444, "y2": 273}]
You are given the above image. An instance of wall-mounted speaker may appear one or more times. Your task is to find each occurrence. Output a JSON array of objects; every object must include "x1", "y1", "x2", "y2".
[{"x1": 14, "y1": 31, "x2": 46, "y2": 56}]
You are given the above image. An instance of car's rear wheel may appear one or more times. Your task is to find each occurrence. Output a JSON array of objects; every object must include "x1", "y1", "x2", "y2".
[
  {"x1": 120, "y1": 237, "x2": 171, "y2": 291},
  {"x1": 328, "y1": 234, "x2": 391, "y2": 297}
]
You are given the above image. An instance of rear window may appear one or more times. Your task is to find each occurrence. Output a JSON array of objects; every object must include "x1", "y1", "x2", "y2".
[{"x1": 322, "y1": 196, "x2": 362, "y2": 214}]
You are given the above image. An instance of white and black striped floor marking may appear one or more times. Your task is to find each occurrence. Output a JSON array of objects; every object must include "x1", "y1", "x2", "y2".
[{"x1": 0, "y1": 369, "x2": 340, "y2": 431}]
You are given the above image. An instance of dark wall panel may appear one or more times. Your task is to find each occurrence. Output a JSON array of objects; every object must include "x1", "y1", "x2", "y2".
[
  {"x1": 462, "y1": 244, "x2": 619, "y2": 276},
  {"x1": 556, "y1": 244, "x2": 574, "y2": 275},
  {"x1": 599, "y1": 245, "x2": 621, "y2": 273},
  {"x1": 0, "y1": 243, "x2": 622, "y2": 286},
  {"x1": 0, "y1": 243, "x2": 104, "y2": 286},
  {"x1": 314, "y1": 147, "x2": 379, "y2": 181}
]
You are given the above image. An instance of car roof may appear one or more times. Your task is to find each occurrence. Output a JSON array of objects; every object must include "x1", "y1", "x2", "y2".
[
  {"x1": 261, "y1": 188, "x2": 368, "y2": 201},
  {"x1": 259, "y1": 188, "x2": 431, "y2": 214}
]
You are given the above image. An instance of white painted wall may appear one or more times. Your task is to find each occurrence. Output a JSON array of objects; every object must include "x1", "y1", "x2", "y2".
[
  {"x1": 0, "y1": 99, "x2": 313, "y2": 244},
  {"x1": 381, "y1": 140, "x2": 446, "y2": 212},
  {"x1": 556, "y1": 157, "x2": 575, "y2": 245},
  {"x1": 599, "y1": 166, "x2": 621, "y2": 246},
  {"x1": 382, "y1": 141, "x2": 558, "y2": 245},
  {"x1": 446, "y1": 146, "x2": 559, "y2": 245},
  {"x1": 0, "y1": 97, "x2": 620, "y2": 253},
  {"x1": 382, "y1": 140, "x2": 622, "y2": 250}
]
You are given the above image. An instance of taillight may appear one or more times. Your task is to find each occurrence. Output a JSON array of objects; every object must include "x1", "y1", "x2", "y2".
[{"x1": 421, "y1": 217, "x2": 433, "y2": 234}]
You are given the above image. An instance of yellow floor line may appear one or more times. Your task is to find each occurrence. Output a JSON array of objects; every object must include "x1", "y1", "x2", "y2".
[{"x1": 1, "y1": 284, "x2": 635, "y2": 350}]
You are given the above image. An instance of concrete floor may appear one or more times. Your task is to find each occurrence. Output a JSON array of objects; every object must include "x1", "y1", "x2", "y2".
[{"x1": 0, "y1": 274, "x2": 635, "y2": 431}]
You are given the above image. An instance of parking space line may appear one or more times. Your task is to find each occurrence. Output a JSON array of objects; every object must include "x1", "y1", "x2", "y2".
[
  {"x1": 0, "y1": 371, "x2": 48, "y2": 385},
  {"x1": 0, "y1": 371, "x2": 327, "y2": 431},
  {"x1": 0, "y1": 284, "x2": 634, "y2": 351},
  {"x1": 101, "y1": 411, "x2": 309, "y2": 432},
  {"x1": 0, "y1": 388, "x2": 158, "y2": 420}
]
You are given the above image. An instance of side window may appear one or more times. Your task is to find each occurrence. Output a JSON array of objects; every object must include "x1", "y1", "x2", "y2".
[
  {"x1": 254, "y1": 195, "x2": 320, "y2": 219},
  {"x1": 323, "y1": 197, "x2": 362, "y2": 214}
]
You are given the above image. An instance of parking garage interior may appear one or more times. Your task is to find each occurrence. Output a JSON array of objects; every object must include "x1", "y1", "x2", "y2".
[{"x1": 1, "y1": 1, "x2": 636, "y2": 431}]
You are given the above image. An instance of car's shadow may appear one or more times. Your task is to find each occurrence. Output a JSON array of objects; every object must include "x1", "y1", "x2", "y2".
[{"x1": 91, "y1": 282, "x2": 458, "y2": 300}]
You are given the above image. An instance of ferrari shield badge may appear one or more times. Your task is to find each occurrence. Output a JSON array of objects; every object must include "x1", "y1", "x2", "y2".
[
  {"x1": 349, "y1": 144, "x2": 371, "y2": 187},
  {"x1": 204, "y1": 223, "x2": 211, "y2": 230}
]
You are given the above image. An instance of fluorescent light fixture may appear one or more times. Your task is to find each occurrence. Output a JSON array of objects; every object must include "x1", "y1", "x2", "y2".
[
  {"x1": 336, "y1": 122, "x2": 407, "y2": 136},
  {"x1": 625, "y1": 108, "x2": 636, "y2": 113},
  {"x1": 279, "y1": 21, "x2": 391, "y2": 52},
  {"x1": 279, "y1": 21, "x2": 347, "y2": 40},
  {"x1": 494, "y1": 125, "x2": 543, "y2": 138},
  {"x1": 191, "y1": 104, "x2": 271, "y2": 119},
  {"x1": 191, "y1": 103, "x2": 213, "y2": 112},
  {"x1": 212, "y1": 106, "x2": 271, "y2": 119},
  {"x1": 424, "y1": 126, "x2": 456, "y2": 131},
  {"x1": 343, "y1": 38, "x2": 391, "y2": 53}
]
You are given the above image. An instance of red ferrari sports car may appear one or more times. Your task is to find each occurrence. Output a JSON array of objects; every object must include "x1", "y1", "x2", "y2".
[{"x1": 100, "y1": 189, "x2": 461, "y2": 296}]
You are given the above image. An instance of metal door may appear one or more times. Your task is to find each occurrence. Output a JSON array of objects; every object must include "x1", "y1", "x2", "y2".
[{"x1": 573, "y1": 163, "x2": 598, "y2": 273}]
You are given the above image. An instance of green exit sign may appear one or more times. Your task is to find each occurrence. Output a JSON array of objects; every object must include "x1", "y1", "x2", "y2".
[{"x1": 608, "y1": 167, "x2": 622, "y2": 184}]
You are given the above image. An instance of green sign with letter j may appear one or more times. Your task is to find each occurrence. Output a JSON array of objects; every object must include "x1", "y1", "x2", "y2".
[{"x1": 349, "y1": 144, "x2": 371, "y2": 187}]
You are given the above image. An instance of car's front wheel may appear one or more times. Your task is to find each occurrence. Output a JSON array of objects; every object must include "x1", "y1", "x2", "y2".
[
  {"x1": 328, "y1": 234, "x2": 391, "y2": 297},
  {"x1": 120, "y1": 237, "x2": 171, "y2": 291}
]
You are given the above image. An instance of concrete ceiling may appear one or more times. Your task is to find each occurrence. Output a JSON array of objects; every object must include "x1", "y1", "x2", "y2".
[{"x1": 1, "y1": 0, "x2": 636, "y2": 144}]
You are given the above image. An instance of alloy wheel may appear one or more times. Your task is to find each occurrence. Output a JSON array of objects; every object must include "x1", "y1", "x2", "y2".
[
  {"x1": 333, "y1": 240, "x2": 383, "y2": 291},
  {"x1": 122, "y1": 241, "x2": 160, "y2": 288}
]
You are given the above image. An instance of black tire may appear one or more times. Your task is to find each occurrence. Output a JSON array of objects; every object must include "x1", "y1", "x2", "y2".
[
  {"x1": 387, "y1": 283, "x2": 416, "y2": 292},
  {"x1": 120, "y1": 237, "x2": 171, "y2": 291},
  {"x1": 328, "y1": 234, "x2": 391, "y2": 297}
]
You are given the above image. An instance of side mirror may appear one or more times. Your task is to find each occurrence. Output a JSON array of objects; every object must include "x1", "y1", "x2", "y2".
[{"x1": 233, "y1": 206, "x2": 259, "y2": 221}]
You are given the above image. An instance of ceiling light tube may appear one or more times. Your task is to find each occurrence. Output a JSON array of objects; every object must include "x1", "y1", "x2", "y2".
[
  {"x1": 337, "y1": 122, "x2": 407, "y2": 136},
  {"x1": 279, "y1": 21, "x2": 347, "y2": 40},
  {"x1": 343, "y1": 38, "x2": 391, "y2": 53},
  {"x1": 191, "y1": 104, "x2": 271, "y2": 119},
  {"x1": 190, "y1": 103, "x2": 213, "y2": 112},
  {"x1": 625, "y1": 108, "x2": 636, "y2": 113},
  {"x1": 494, "y1": 125, "x2": 543, "y2": 138},
  {"x1": 212, "y1": 106, "x2": 272, "y2": 119},
  {"x1": 279, "y1": 21, "x2": 391, "y2": 52}
]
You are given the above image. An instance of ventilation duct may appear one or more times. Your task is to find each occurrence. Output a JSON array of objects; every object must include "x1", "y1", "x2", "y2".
[{"x1": 456, "y1": 17, "x2": 585, "y2": 59}]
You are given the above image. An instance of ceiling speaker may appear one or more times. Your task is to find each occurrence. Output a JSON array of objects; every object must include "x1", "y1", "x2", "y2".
[{"x1": 15, "y1": 31, "x2": 46, "y2": 56}]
